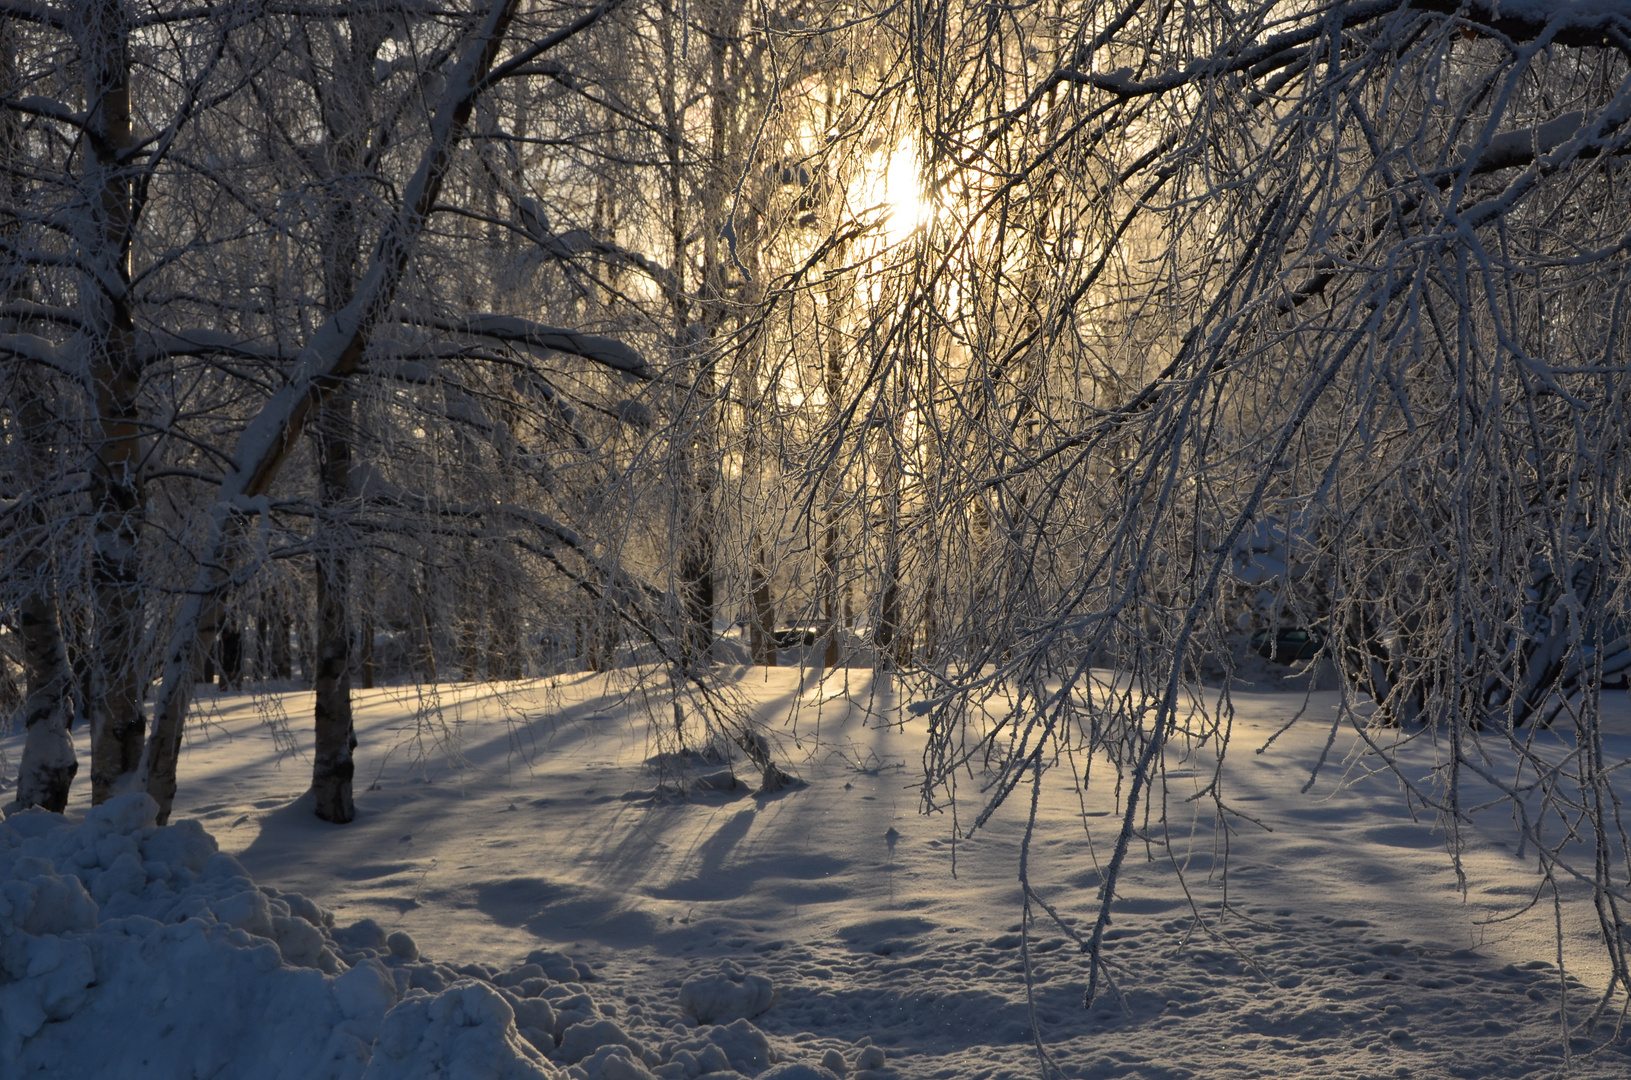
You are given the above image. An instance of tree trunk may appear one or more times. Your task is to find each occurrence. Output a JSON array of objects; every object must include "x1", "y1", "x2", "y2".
[
  {"x1": 218, "y1": 623, "x2": 242, "y2": 690},
  {"x1": 653, "y1": 1, "x2": 718, "y2": 668},
  {"x1": 414, "y1": 594, "x2": 439, "y2": 683},
  {"x1": 301, "y1": 7, "x2": 386, "y2": 822},
  {"x1": 297, "y1": 614, "x2": 315, "y2": 687},
  {"x1": 272, "y1": 606, "x2": 293, "y2": 679},
  {"x1": 819, "y1": 235, "x2": 850, "y2": 673},
  {"x1": 0, "y1": 652, "x2": 19, "y2": 716},
  {"x1": 680, "y1": 522, "x2": 716, "y2": 663},
  {"x1": 9, "y1": 589, "x2": 78, "y2": 813},
  {"x1": 921, "y1": 567, "x2": 939, "y2": 664},
  {"x1": 679, "y1": 0, "x2": 747, "y2": 667},
  {"x1": 311, "y1": 395, "x2": 356, "y2": 823},
  {"x1": 81, "y1": 0, "x2": 149, "y2": 804},
  {"x1": 360, "y1": 608, "x2": 376, "y2": 689},
  {"x1": 488, "y1": 577, "x2": 522, "y2": 680},
  {"x1": 458, "y1": 569, "x2": 480, "y2": 680},
  {"x1": 2, "y1": 24, "x2": 77, "y2": 813},
  {"x1": 876, "y1": 551, "x2": 905, "y2": 669},
  {"x1": 750, "y1": 538, "x2": 776, "y2": 666},
  {"x1": 874, "y1": 376, "x2": 911, "y2": 670}
]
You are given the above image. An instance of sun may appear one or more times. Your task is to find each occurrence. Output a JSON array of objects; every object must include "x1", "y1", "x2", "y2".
[{"x1": 872, "y1": 145, "x2": 931, "y2": 244}]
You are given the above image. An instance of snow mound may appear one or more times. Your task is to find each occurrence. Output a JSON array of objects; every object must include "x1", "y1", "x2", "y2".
[
  {"x1": 366, "y1": 980, "x2": 554, "y2": 1080},
  {"x1": 0, "y1": 795, "x2": 555, "y2": 1079},
  {"x1": 659, "y1": 1017, "x2": 778, "y2": 1075},
  {"x1": 0, "y1": 795, "x2": 850, "y2": 1080},
  {"x1": 757, "y1": 1066, "x2": 840, "y2": 1080},
  {"x1": 560, "y1": 1016, "x2": 643, "y2": 1063},
  {"x1": 569, "y1": 1043, "x2": 657, "y2": 1080},
  {"x1": 679, "y1": 962, "x2": 775, "y2": 1023}
]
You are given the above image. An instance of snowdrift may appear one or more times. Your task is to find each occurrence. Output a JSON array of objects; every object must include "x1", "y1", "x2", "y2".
[{"x1": 0, "y1": 793, "x2": 858, "y2": 1080}]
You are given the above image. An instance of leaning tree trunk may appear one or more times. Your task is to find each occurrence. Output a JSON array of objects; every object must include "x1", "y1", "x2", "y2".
[{"x1": 141, "y1": 0, "x2": 539, "y2": 823}]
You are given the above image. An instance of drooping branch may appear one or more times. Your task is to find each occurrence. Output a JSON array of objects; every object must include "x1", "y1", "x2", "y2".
[{"x1": 404, "y1": 312, "x2": 652, "y2": 378}]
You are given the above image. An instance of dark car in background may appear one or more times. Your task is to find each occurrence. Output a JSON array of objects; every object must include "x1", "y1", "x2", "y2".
[{"x1": 771, "y1": 626, "x2": 821, "y2": 648}]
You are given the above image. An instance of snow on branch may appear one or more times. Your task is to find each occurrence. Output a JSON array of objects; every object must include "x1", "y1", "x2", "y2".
[
  {"x1": 5, "y1": 94, "x2": 85, "y2": 126},
  {"x1": 0, "y1": 300, "x2": 84, "y2": 329},
  {"x1": 407, "y1": 313, "x2": 651, "y2": 379},
  {"x1": 0, "y1": 332, "x2": 76, "y2": 372},
  {"x1": 142, "y1": 328, "x2": 290, "y2": 364},
  {"x1": 1410, "y1": 0, "x2": 1631, "y2": 48}
]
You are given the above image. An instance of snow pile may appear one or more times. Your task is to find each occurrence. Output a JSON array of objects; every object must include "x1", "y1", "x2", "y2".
[
  {"x1": 366, "y1": 982, "x2": 551, "y2": 1080},
  {"x1": 0, "y1": 793, "x2": 854, "y2": 1079},
  {"x1": 678, "y1": 962, "x2": 775, "y2": 1023}
]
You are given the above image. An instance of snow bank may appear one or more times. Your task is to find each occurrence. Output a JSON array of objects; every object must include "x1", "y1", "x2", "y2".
[
  {"x1": 0, "y1": 793, "x2": 549, "y2": 1078},
  {"x1": 0, "y1": 795, "x2": 850, "y2": 1079}
]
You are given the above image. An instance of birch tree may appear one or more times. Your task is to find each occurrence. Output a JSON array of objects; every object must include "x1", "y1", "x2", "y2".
[
  {"x1": 1, "y1": 0, "x2": 230, "y2": 805},
  {"x1": 2, "y1": 14, "x2": 78, "y2": 811}
]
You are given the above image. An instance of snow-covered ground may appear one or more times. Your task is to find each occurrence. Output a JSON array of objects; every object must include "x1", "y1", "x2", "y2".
[{"x1": 5, "y1": 667, "x2": 1631, "y2": 1079}]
